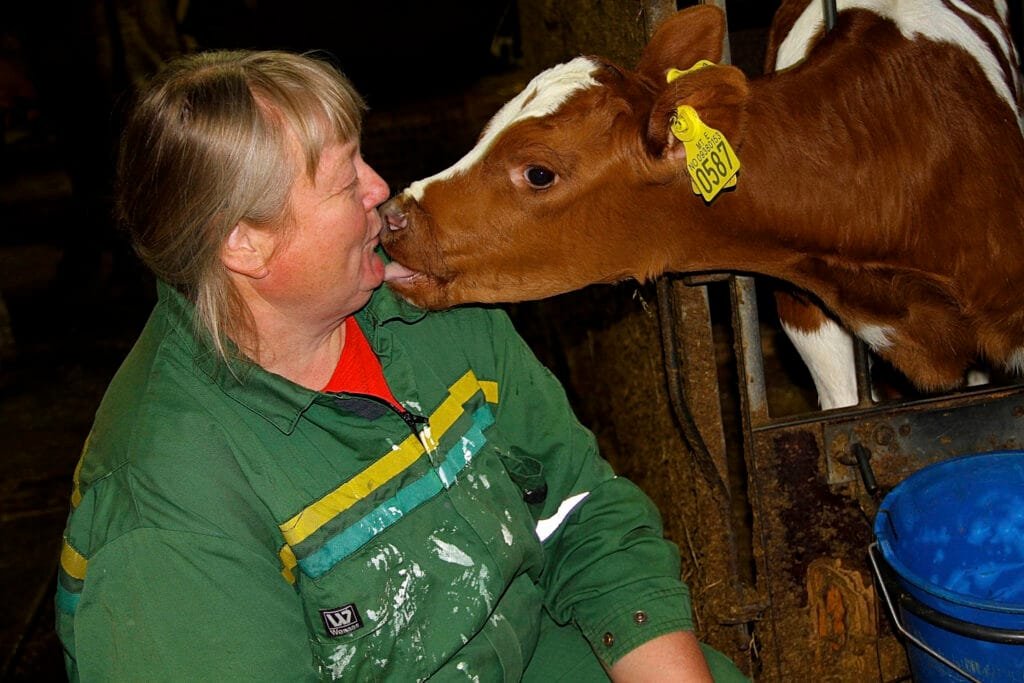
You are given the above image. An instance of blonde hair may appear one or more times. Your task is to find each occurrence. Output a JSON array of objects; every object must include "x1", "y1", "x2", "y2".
[{"x1": 117, "y1": 50, "x2": 365, "y2": 360}]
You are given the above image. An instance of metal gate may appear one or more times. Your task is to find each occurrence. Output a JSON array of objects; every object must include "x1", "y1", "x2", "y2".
[{"x1": 658, "y1": 271, "x2": 1024, "y2": 680}]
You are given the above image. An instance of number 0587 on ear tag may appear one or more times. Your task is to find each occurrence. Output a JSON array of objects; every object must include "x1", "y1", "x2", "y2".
[{"x1": 669, "y1": 105, "x2": 740, "y2": 203}]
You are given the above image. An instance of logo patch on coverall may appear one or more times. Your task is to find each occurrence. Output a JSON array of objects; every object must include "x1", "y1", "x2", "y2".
[{"x1": 320, "y1": 604, "x2": 364, "y2": 637}]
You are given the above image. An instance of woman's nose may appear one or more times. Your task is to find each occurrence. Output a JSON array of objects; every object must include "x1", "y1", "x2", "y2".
[{"x1": 362, "y1": 162, "x2": 390, "y2": 209}]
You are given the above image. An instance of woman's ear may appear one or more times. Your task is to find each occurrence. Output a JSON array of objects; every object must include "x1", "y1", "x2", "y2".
[{"x1": 221, "y1": 221, "x2": 272, "y2": 279}]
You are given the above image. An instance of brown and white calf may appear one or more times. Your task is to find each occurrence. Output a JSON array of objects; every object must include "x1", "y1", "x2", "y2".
[{"x1": 380, "y1": 1, "x2": 1024, "y2": 410}]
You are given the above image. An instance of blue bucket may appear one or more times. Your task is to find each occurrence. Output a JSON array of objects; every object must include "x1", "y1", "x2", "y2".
[{"x1": 871, "y1": 451, "x2": 1024, "y2": 682}]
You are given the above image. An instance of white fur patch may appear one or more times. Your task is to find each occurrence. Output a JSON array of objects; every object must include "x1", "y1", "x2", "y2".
[
  {"x1": 857, "y1": 323, "x2": 894, "y2": 351},
  {"x1": 408, "y1": 57, "x2": 600, "y2": 201},
  {"x1": 774, "y1": 0, "x2": 1022, "y2": 131},
  {"x1": 1005, "y1": 347, "x2": 1024, "y2": 374},
  {"x1": 781, "y1": 318, "x2": 859, "y2": 409},
  {"x1": 966, "y1": 368, "x2": 990, "y2": 386}
]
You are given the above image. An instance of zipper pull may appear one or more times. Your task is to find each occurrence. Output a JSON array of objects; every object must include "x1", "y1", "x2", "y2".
[
  {"x1": 398, "y1": 410, "x2": 428, "y2": 432},
  {"x1": 398, "y1": 410, "x2": 436, "y2": 455}
]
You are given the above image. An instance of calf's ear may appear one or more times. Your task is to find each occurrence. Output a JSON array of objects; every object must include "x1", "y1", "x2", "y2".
[
  {"x1": 644, "y1": 65, "x2": 750, "y2": 175},
  {"x1": 636, "y1": 5, "x2": 727, "y2": 84}
]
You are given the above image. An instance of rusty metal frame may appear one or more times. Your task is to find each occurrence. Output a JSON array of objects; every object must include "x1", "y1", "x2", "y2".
[
  {"x1": 727, "y1": 272, "x2": 1024, "y2": 679},
  {"x1": 660, "y1": 267, "x2": 1024, "y2": 680}
]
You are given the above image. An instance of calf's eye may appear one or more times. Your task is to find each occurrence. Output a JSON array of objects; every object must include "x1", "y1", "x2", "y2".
[{"x1": 523, "y1": 165, "x2": 557, "y2": 188}]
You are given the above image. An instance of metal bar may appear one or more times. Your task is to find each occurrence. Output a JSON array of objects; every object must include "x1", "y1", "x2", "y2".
[
  {"x1": 675, "y1": 281, "x2": 731, "y2": 485},
  {"x1": 731, "y1": 276, "x2": 770, "y2": 425},
  {"x1": 655, "y1": 278, "x2": 729, "y2": 502},
  {"x1": 700, "y1": 0, "x2": 733, "y2": 64},
  {"x1": 854, "y1": 337, "x2": 873, "y2": 406},
  {"x1": 822, "y1": 0, "x2": 838, "y2": 31}
]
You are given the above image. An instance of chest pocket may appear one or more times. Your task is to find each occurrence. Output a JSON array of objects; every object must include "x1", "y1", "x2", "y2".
[
  {"x1": 298, "y1": 539, "x2": 420, "y2": 681},
  {"x1": 288, "y1": 439, "x2": 548, "y2": 681},
  {"x1": 295, "y1": 494, "x2": 537, "y2": 682},
  {"x1": 446, "y1": 438, "x2": 547, "y2": 584}
]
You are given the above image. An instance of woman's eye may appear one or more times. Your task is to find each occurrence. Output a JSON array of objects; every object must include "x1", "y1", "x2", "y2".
[{"x1": 523, "y1": 166, "x2": 557, "y2": 188}]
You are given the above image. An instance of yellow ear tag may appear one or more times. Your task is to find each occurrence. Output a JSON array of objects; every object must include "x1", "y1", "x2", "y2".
[
  {"x1": 669, "y1": 104, "x2": 740, "y2": 202},
  {"x1": 666, "y1": 60, "x2": 716, "y2": 84}
]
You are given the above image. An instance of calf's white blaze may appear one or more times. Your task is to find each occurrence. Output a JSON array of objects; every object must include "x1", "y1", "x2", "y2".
[
  {"x1": 775, "y1": 0, "x2": 1022, "y2": 130},
  {"x1": 408, "y1": 57, "x2": 601, "y2": 202}
]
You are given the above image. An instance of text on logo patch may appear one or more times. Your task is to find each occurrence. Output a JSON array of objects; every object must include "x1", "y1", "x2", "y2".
[{"x1": 320, "y1": 604, "x2": 364, "y2": 637}]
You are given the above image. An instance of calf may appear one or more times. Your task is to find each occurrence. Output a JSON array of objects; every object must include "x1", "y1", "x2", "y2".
[{"x1": 380, "y1": 1, "x2": 1024, "y2": 410}]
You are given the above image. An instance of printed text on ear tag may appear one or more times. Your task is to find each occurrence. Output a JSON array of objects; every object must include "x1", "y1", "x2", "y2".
[{"x1": 669, "y1": 104, "x2": 740, "y2": 203}]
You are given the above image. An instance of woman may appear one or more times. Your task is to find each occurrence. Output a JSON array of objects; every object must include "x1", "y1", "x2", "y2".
[{"x1": 55, "y1": 50, "x2": 745, "y2": 681}]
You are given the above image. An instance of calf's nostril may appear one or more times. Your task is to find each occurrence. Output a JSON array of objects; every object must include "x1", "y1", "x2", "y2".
[{"x1": 380, "y1": 197, "x2": 408, "y2": 231}]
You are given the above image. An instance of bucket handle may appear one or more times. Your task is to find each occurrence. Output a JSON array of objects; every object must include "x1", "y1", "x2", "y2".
[
  {"x1": 868, "y1": 542, "x2": 983, "y2": 683},
  {"x1": 900, "y1": 588, "x2": 1024, "y2": 646}
]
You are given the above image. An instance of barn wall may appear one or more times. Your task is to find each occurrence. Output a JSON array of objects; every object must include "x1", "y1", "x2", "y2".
[{"x1": 516, "y1": 0, "x2": 675, "y2": 72}]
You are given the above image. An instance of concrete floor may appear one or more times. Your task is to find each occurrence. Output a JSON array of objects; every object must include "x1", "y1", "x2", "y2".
[{"x1": 0, "y1": 130, "x2": 154, "y2": 680}]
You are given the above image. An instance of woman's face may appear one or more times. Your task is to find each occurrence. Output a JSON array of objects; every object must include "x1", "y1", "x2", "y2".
[{"x1": 262, "y1": 140, "x2": 391, "y2": 324}]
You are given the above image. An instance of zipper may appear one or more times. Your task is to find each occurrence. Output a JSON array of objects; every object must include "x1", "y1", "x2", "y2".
[
  {"x1": 329, "y1": 391, "x2": 433, "y2": 453},
  {"x1": 397, "y1": 409, "x2": 429, "y2": 433}
]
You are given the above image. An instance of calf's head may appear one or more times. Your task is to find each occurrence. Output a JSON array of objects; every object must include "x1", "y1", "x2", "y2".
[{"x1": 380, "y1": 5, "x2": 749, "y2": 308}]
